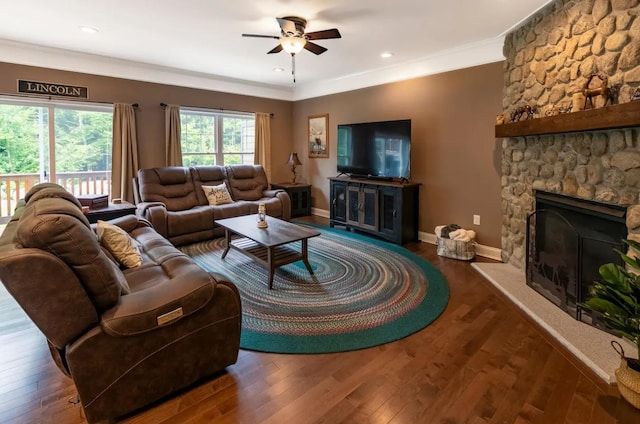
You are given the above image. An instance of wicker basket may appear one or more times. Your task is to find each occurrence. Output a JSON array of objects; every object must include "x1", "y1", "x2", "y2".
[
  {"x1": 436, "y1": 236, "x2": 476, "y2": 260},
  {"x1": 612, "y1": 340, "x2": 640, "y2": 409}
]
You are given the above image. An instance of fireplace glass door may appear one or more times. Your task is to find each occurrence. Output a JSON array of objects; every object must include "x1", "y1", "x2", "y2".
[{"x1": 526, "y1": 190, "x2": 626, "y2": 331}]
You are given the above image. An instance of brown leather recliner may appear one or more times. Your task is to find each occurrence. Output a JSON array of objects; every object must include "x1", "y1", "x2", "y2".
[
  {"x1": 0, "y1": 183, "x2": 241, "y2": 423},
  {"x1": 136, "y1": 164, "x2": 291, "y2": 246}
]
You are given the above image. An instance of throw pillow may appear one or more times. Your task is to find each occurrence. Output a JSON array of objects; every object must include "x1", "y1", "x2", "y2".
[
  {"x1": 96, "y1": 220, "x2": 142, "y2": 268},
  {"x1": 202, "y1": 183, "x2": 233, "y2": 206}
]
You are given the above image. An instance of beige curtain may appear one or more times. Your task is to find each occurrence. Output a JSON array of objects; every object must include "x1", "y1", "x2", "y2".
[
  {"x1": 111, "y1": 103, "x2": 139, "y2": 203},
  {"x1": 165, "y1": 104, "x2": 182, "y2": 166},
  {"x1": 254, "y1": 112, "x2": 272, "y2": 182}
]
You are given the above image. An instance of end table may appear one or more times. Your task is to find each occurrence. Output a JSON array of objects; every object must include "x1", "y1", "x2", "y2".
[
  {"x1": 85, "y1": 201, "x2": 137, "y2": 224},
  {"x1": 271, "y1": 183, "x2": 311, "y2": 217}
]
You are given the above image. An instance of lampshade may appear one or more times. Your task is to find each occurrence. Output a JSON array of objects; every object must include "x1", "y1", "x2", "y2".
[
  {"x1": 280, "y1": 36, "x2": 306, "y2": 55},
  {"x1": 287, "y1": 152, "x2": 302, "y2": 166}
]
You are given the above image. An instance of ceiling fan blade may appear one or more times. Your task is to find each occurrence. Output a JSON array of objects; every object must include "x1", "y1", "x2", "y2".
[
  {"x1": 277, "y1": 18, "x2": 298, "y2": 36},
  {"x1": 242, "y1": 33, "x2": 279, "y2": 39},
  {"x1": 305, "y1": 28, "x2": 341, "y2": 40},
  {"x1": 304, "y1": 41, "x2": 328, "y2": 55},
  {"x1": 267, "y1": 44, "x2": 283, "y2": 54}
]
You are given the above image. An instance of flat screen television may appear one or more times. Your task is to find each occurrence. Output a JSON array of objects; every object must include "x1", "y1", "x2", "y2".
[{"x1": 337, "y1": 119, "x2": 411, "y2": 180}]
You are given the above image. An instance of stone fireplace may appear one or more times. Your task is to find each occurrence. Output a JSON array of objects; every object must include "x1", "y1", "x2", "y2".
[
  {"x1": 500, "y1": 0, "x2": 640, "y2": 270},
  {"x1": 475, "y1": 0, "x2": 640, "y2": 381}
]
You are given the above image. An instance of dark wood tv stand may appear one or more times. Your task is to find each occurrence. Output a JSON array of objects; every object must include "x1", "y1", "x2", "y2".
[{"x1": 329, "y1": 177, "x2": 420, "y2": 245}]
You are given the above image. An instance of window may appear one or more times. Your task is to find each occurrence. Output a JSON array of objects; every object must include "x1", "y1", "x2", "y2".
[
  {"x1": 180, "y1": 109, "x2": 255, "y2": 166},
  {"x1": 0, "y1": 98, "x2": 112, "y2": 220}
]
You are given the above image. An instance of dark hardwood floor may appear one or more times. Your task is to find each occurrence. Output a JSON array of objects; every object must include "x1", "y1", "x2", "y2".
[{"x1": 1, "y1": 216, "x2": 640, "y2": 423}]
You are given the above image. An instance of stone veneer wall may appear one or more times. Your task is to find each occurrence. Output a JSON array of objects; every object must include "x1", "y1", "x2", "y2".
[{"x1": 501, "y1": 0, "x2": 640, "y2": 267}]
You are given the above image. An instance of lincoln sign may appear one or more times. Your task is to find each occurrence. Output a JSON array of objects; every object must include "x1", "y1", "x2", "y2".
[{"x1": 18, "y1": 80, "x2": 88, "y2": 99}]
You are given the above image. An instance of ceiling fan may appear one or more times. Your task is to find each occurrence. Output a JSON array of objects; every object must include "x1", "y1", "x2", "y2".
[{"x1": 242, "y1": 16, "x2": 342, "y2": 82}]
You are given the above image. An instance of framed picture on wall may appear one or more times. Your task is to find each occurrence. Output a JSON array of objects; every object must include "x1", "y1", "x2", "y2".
[{"x1": 308, "y1": 114, "x2": 329, "y2": 158}]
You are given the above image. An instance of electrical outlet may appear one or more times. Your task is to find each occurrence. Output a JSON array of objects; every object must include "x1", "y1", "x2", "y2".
[{"x1": 473, "y1": 215, "x2": 481, "y2": 225}]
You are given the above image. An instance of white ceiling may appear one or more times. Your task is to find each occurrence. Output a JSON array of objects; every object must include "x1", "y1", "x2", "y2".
[{"x1": 0, "y1": 0, "x2": 552, "y2": 100}]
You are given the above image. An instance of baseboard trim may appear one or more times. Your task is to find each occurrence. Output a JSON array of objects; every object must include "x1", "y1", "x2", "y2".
[
  {"x1": 311, "y1": 211, "x2": 503, "y2": 261},
  {"x1": 311, "y1": 208, "x2": 330, "y2": 219}
]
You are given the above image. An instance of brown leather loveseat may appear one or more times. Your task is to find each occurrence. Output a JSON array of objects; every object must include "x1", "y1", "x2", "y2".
[
  {"x1": 0, "y1": 183, "x2": 242, "y2": 423},
  {"x1": 136, "y1": 164, "x2": 291, "y2": 246}
]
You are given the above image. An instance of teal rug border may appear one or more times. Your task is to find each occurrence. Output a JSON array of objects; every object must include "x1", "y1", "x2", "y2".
[{"x1": 239, "y1": 223, "x2": 450, "y2": 354}]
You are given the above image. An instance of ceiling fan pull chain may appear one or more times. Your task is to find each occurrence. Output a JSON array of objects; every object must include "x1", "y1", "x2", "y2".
[{"x1": 292, "y1": 54, "x2": 296, "y2": 83}]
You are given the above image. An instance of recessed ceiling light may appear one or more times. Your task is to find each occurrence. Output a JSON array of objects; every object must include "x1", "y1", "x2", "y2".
[
  {"x1": 380, "y1": 52, "x2": 394, "y2": 58},
  {"x1": 273, "y1": 67, "x2": 285, "y2": 72},
  {"x1": 79, "y1": 26, "x2": 99, "y2": 34}
]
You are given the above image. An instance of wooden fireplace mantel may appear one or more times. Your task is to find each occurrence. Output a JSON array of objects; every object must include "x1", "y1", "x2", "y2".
[{"x1": 495, "y1": 101, "x2": 640, "y2": 138}]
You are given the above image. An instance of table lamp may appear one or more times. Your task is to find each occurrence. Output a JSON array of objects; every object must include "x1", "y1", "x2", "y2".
[{"x1": 287, "y1": 152, "x2": 302, "y2": 184}]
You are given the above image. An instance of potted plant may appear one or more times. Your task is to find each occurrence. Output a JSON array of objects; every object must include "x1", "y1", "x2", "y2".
[{"x1": 581, "y1": 238, "x2": 640, "y2": 408}]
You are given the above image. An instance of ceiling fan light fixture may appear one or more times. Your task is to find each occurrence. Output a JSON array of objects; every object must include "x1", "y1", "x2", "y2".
[{"x1": 280, "y1": 36, "x2": 306, "y2": 55}]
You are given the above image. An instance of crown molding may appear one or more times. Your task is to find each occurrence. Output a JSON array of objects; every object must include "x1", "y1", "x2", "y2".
[
  {"x1": 0, "y1": 39, "x2": 294, "y2": 101},
  {"x1": 0, "y1": 36, "x2": 505, "y2": 102},
  {"x1": 292, "y1": 36, "x2": 506, "y2": 100}
]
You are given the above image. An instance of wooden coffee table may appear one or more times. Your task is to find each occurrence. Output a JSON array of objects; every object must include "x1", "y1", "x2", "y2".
[{"x1": 215, "y1": 215, "x2": 321, "y2": 289}]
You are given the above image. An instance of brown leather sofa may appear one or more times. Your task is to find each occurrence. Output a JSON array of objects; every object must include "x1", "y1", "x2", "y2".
[
  {"x1": 0, "y1": 183, "x2": 241, "y2": 423},
  {"x1": 136, "y1": 164, "x2": 291, "y2": 246}
]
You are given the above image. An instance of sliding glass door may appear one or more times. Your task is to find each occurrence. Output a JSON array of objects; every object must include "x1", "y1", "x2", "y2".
[
  {"x1": 54, "y1": 106, "x2": 112, "y2": 196},
  {"x1": 0, "y1": 98, "x2": 112, "y2": 222},
  {"x1": 0, "y1": 103, "x2": 49, "y2": 220}
]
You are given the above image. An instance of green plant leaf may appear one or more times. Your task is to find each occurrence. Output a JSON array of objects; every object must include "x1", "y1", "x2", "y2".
[
  {"x1": 599, "y1": 264, "x2": 632, "y2": 294},
  {"x1": 602, "y1": 286, "x2": 635, "y2": 311},
  {"x1": 599, "y1": 316, "x2": 638, "y2": 340},
  {"x1": 584, "y1": 298, "x2": 629, "y2": 318},
  {"x1": 623, "y1": 238, "x2": 640, "y2": 252},
  {"x1": 620, "y1": 253, "x2": 640, "y2": 272},
  {"x1": 585, "y1": 239, "x2": 640, "y2": 357}
]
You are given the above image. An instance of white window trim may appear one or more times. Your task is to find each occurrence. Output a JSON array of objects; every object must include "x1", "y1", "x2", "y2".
[{"x1": 0, "y1": 95, "x2": 113, "y2": 112}]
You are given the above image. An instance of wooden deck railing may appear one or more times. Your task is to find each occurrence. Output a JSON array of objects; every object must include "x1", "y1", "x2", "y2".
[{"x1": 0, "y1": 171, "x2": 111, "y2": 223}]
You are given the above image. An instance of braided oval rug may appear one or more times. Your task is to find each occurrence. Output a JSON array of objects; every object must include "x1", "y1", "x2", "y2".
[{"x1": 180, "y1": 224, "x2": 449, "y2": 354}]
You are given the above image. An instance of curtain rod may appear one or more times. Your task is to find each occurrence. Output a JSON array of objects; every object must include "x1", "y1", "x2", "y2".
[
  {"x1": 98, "y1": 101, "x2": 138, "y2": 108},
  {"x1": 0, "y1": 93, "x2": 138, "y2": 108},
  {"x1": 114, "y1": 102, "x2": 139, "y2": 108},
  {"x1": 160, "y1": 102, "x2": 273, "y2": 117}
]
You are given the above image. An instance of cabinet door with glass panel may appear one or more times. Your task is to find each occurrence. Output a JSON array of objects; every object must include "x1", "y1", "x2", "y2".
[{"x1": 346, "y1": 183, "x2": 378, "y2": 231}]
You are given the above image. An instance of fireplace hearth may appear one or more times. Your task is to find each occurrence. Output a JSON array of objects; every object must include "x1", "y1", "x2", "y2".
[{"x1": 526, "y1": 190, "x2": 627, "y2": 331}]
